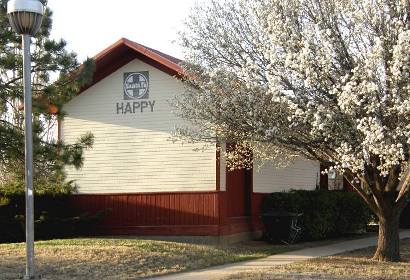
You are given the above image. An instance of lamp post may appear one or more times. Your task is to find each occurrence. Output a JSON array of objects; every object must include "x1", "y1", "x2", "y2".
[{"x1": 7, "y1": 1, "x2": 44, "y2": 279}]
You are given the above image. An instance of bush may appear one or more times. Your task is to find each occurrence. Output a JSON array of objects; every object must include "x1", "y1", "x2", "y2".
[
  {"x1": 0, "y1": 177, "x2": 76, "y2": 196},
  {"x1": 262, "y1": 190, "x2": 372, "y2": 241},
  {"x1": 0, "y1": 179, "x2": 108, "y2": 243}
]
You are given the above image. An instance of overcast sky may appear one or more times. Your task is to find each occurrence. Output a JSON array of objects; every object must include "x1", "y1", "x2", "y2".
[{"x1": 47, "y1": 0, "x2": 199, "y2": 61}]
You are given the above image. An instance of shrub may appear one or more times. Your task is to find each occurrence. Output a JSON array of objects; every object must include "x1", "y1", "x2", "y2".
[
  {"x1": 0, "y1": 177, "x2": 76, "y2": 196},
  {"x1": 262, "y1": 190, "x2": 372, "y2": 240},
  {"x1": 0, "y1": 179, "x2": 108, "y2": 243}
]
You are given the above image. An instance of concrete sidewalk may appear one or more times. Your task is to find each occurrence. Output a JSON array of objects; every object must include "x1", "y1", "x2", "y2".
[{"x1": 148, "y1": 230, "x2": 410, "y2": 280}]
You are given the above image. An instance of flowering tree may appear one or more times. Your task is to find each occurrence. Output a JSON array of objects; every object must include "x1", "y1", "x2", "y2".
[{"x1": 175, "y1": 0, "x2": 410, "y2": 261}]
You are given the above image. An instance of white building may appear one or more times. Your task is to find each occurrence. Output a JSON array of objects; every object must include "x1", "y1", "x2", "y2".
[{"x1": 61, "y1": 38, "x2": 321, "y2": 242}]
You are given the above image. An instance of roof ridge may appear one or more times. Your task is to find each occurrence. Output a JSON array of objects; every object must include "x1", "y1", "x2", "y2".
[
  {"x1": 141, "y1": 44, "x2": 182, "y2": 64},
  {"x1": 120, "y1": 38, "x2": 182, "y2": 67},
  {"x1": 75, "y1": 38, "x2": 184, "y2": 96},
  {"x1": 93, "y1": 38, "x2": 182, "y2": 68}
]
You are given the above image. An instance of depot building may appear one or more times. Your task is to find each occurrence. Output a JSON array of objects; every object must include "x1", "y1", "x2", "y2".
[{"x1": 60, "y1": 38, "x2": 331, "y2": 243}]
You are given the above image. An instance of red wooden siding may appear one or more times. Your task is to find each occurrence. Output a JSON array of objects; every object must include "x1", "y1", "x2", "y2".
[
  {"x1": 71, "y1": 191, "x2": 220, "y2": 235},
  {"x1": 70, "y1": 190, "x2": 266, "y2": 236},
  {"x1": 216, "y1": 191, "x2": 266, "y2": 235}
]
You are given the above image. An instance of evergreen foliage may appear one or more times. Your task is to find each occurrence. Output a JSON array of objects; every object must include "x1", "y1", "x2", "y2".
[{"x1": 0, "y1": 0, "x2": 95, "y2": 187}]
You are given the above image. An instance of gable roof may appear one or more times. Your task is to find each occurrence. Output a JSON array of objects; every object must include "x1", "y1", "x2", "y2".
[{"x1": 79, "y1": 38, "x2": 184, "y2": 94}]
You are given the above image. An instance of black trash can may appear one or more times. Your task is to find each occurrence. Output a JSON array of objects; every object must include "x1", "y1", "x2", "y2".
[
  {"x1": 400, "y1": 202, "x2": 410, "y2": 228},
  {"x1": 261, "y1": 210, "x2": 303, "y2": 244}
]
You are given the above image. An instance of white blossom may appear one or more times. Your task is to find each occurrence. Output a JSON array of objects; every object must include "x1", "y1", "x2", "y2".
[{"x1": 174, "y1": 1, "x2": 410, "y2": 222}]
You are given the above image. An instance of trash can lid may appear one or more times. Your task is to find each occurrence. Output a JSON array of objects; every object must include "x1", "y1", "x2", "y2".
[{"x1": 262, "y1": 210, "x2": 303, "y2": 217}]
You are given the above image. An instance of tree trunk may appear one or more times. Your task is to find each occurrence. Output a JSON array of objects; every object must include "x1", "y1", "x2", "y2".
[{"x1": 373, "y1": 214, "x2": 401, "y2": 262}]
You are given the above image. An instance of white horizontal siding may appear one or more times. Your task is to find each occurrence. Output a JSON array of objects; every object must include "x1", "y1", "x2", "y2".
[
  {"x1": 63, "y1": 59, "x2": 216, "y2": 194},
  {"x1": 253, "y1": 158, "x2": 320, "y2": 193}
]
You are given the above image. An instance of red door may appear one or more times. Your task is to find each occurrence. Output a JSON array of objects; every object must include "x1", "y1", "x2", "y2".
[{"x1": 226, "y1": 168, "x2": 252, "y2": 217}]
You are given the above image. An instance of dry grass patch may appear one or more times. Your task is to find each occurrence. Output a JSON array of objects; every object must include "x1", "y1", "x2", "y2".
[
  {"x1": 226, "y1": 239, "x2": 410, "y2": 280},
  {"x1": 0, "y1": 238, "x2": 293, "y2": 279}
]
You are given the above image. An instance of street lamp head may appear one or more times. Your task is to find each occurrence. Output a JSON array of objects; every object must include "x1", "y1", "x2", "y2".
[{"x1": 7, "y1": 0, "x2": 44, "y2": 36}]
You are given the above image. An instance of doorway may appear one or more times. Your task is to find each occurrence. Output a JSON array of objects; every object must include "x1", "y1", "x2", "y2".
[{"x1": 226, "y1": 167, "x2": 252, "y2": 217}]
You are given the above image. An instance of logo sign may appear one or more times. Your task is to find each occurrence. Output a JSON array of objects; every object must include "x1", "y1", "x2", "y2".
[
  {"x1": 116, "y1": 71, "x2": 155, "y2": 115},
  {"x1": 123, "y1": 71, "x2": 149, "y2": 100}
]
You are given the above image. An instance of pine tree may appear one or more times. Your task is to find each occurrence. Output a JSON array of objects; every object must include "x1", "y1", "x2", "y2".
[{"x1": 0, "y1": 0, "x2": 95, "y2": 192}]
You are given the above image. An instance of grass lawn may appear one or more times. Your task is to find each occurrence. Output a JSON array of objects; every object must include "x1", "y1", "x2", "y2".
[
  {"x1": 0, "y1": 238, "x2": 298, "y2": 280},
  {"x1": 225, "y1": 238, "x2": 410, "y2": 280}
]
